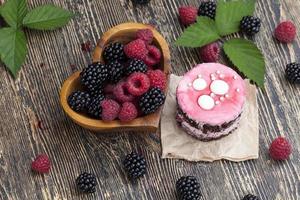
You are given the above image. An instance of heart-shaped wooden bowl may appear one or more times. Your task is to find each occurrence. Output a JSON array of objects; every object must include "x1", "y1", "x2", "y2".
[{"x1": 60, "y1": 22, "x2": 170, "y2": 132}]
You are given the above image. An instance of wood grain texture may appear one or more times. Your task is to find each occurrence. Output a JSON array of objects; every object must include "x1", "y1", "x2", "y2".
[{"x1": 0, "y1": 0, "x2": 299, "y2": 200}]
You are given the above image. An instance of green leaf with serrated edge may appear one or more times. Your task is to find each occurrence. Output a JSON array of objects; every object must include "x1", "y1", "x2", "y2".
[
  {"x1": 0, "y1": 0, "x2": 27, "y2": 28},
  {"x1": 215, "y1": 0, "x2": 256, "y2": 36},
  {"x1": 175, "y1": 16, "x2": 220, "y2": 48},
  {"x1": 22, "y1": 5, "x2": 74, "y2": 30},
  {"x1": 223, "y1": 38, "x2": 265, "y2": 88},
  {"x1": 0, "y1": 28, "x2": 27, "y2": 77}
]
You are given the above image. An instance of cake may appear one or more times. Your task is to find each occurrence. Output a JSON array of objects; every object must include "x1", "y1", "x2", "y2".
[{"x1": 176, "y1": 63, "x2": 246, "y2": 141}]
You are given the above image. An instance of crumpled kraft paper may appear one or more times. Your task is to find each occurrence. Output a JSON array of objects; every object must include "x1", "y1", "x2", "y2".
[{"x1": 161, "y1": 74, "x2": 259, "y2": 162}]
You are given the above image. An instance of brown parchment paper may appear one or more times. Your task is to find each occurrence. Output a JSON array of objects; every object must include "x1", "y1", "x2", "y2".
[{"x1": 161, "y1": 74, "x2": 259, "y2": 162}]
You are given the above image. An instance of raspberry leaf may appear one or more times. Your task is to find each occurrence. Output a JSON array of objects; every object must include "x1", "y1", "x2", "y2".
[
  {"x1": 223, "y1": 38, "x2": 265, "y2": 88},
  {"x1": 0, "y1": 0, "x2": 27, "y2": 28},
  {"x1": 215, "y1": 0, "x2": 256, "y2": 36},
  {"x1": 0, "y1": 28, "x2": 27, "y2": 77},
  {"x1": 175, "y1": 16, "x2": 220, "y2": 48},
  {"x1": 22, "y1": 5, "x2": 74, "y2": 30}
]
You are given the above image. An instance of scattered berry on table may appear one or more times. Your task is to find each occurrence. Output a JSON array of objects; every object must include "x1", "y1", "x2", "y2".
[
  {"x1": 100, "y1": 99, "x2": 120, "y2": 121},
  {"x1": 242, "y1": 194, "x2": 259, "y2": 200},
  {"x1": 107, "y1": 61, "x2": 124, "y2": 83},
  {"x1": 132, "y1": 0, "x2": 150, "y2": 5},
  {"x1": 269, "y1": 137, "x2": 292, "y2": 160},
  {"x1": 80, "y1": 62, "x2": 108, "y2": 92},
  {"x1": 103, "y1": 42, "x2": 126, "y2": 63},
  {"x1": 123, "y1": 152, "x2": 146, "y2": 179},
  {"x1": 31, "y1": 154, "x2": 51, "y2": 174},
  {"x1": 125, "y1": 59, "x2": 148, "y2": 76},
  {"x1": 136, "y1": 29, "x2": 153, "y2": 44},
  {"x1": 146, "y1": 69, "x2": 167, "y2": 90},
  {"x1": 76, "y1": 172, "x2": 97, "y2": 193},
  {"x1": 113, "y1": 81, "x2": 135, "y2": 103},
  {"x1": 87, "y1": 94, "x2": 105, "y2": 118},
  {"x1": 198, "y1": 1, "x2": 216, "y2": 19},
  {"x1": 67, "y1": 91, "x2": 91, "y2": 112},
  {"x1": 139, "y1": 87, "x2": 165, "y2": 115},
  {"x1": 176, "y1": 176, "x2": 201, "y2": 200},
  {"x1": 274, "y1": 21, "x2": 297, "y2": 43},
  {"x1": 144, "y1": 45, "x2": 162, "y2": 67},
  {"x1": 199, "y1": 42, "x2": 220, "y2": 62},
  {"x1": 285, "y1": 62, "x2": 300, "y2": 84},
  {"x1": 118, "y1": 102, "x2": 138, "y2": 122},
  {"x1": 124, "y1": 39, "x2": 148, "y2": 60},
  {"x1": 126, "y1": 72, "x2": 150, "y2": 96},
  {"x1": 178, "y1": 6, "x2": 198, "y2": 26},
  {"x1": 240, "y1": 16, "x2": 261, "y2": 35}
]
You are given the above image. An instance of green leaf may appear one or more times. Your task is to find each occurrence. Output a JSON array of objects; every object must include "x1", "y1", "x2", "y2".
[
  {"x1": 215, "y1": 0, "x2": 256, "y2": 36},
  {"x1": 0, "y1": 28, "x2": 27, "y2": 77},
  {"x1": 223, "y1": 38, "x2": 265, "y2": 88},
  {"x1": 22, "y1": 5, "x2": 74, "y2": 30},
  {"x1": 0, "y1": 0, "x2": 27, "y2": 28},
  {"x1": 175, "y1": 16, "x2": 220, "y2": 48}
]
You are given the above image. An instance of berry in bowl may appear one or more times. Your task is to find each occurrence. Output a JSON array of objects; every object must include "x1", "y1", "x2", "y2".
[{"x1": 60, "y1": 23, "x2": 170, "y2": 132}]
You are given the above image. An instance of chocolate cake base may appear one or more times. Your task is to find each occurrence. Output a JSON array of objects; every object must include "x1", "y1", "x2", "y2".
[{"x1": 176, "y1": 107, "x2": 242, "y2": 141}]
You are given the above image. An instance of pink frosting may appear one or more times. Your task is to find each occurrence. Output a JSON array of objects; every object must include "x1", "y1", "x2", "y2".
[{"x1": 177, "y1": 63, "x2": 246, "y2": 125}]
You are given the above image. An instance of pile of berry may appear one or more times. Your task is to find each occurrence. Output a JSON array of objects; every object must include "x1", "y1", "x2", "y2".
[{"x1": 67, "y1": 29, "x2": 167, "y2": 122}]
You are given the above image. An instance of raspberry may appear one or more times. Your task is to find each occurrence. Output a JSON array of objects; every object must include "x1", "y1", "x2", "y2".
[
  {"x1": 124, "y1": 39, "x2": 148, "y2": 60},
  {"x1": 136, "y1": 29, "x2": 153, "y2": 44},
  {"x1": 178, "y1": 6, "x2": 197, "y2": 26},
  {"x1": 199, "y1": 42, "x2": 220, "y2": 62},
  {"x1": 118, "y1": 102, "x2": 138, "y2": 122},
  {"x1": 274, "y1": 21, "x2": 297, "y2": 43},
  {"x1": 100, "y1": 99, "x2": 120, "y2": 121},
  {"x1": 126, "y1": 72, "x2": 150, "y2": 96},
  {"x1": 31, "y1": 154, "x2": 51, "y2": 173},
  {"x1": 269, "y1": 137, "x2": 292, "y2": 160},
  {"x1": 143, "y1": 45, "x2": 162, "y2": 67},
  {"x1": 146, "y1": 69, "x2": 167, "y2": 90},
  {"x1": 113, "y1": 81, "x2": 135, "y2": 103}
]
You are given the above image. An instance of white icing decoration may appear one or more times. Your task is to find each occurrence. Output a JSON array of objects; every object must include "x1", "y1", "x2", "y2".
[
  {"x1": 198, "y1": 95, "x2": 215, "y2": 110},
  {"x1": 210, "y1": 80, "x2": 229, "y2": 95},
  {"x1": 192, "y1": 78, "x2": 207, "y2": 91},
  {"x1": 220, "y1": 96, "x2": 225, "y2": 101},
  {"x1": 210, "y1": 93, "x2": 216, "y2": 98},
  {"x1": 233, "y1": 75, "x2": 237, "y2": 80},
  {"x1": 215, "y1": 101, "x2": 220, "y2": 105}
]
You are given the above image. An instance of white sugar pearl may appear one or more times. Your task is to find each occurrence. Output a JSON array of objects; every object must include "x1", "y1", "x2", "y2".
[
  {"x1": 188, "y1": 83, "x2": 192, "y2": 87},
  {"x1": 215, "y1": 101, "x2": 220, "y2": 105},
  {"x1": 210, "y1": 93, "x2": 216, "y2": 98},
  {"x1": 210, "y1": 73, "x2": 215, "y2": 77},
  {"x1": 198, "y1": 95, "x2": 215, "y2": 110},
  {"x1": 236, "y1": 88, "x2": 240, "y2": 93},
  {"x1": 220, "y1": 96, "x2": 225, "y2": 101},
  {"x1": 225, "y1": 94, "x2": 230, "y2": 98},
  {"x1": 219, "y1": 74, "x2": 225, "y2": 79},
  {"x1": 233, "y1": 75, "x2": 237, "y2": 80},
  {"x1": 211, "y1": 76, "x2": 216, "y2": 81},
  {"x1": 210, "y1": 80, "x2": 229, "y2": 95},
  {"x1": 197, "y1": 74, "x2": 202, "y2": 78},
  {"x1": 192, "y1": 78, "x2": 207, "y2": 91},
  {"x1": 216, "y1": 70, "x2": 221, "y2": 74}
]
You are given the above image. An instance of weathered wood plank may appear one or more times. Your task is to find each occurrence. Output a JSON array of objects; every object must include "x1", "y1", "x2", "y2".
[{"x1": 0, "y1": 0, "x2": 299, "y2": 199}]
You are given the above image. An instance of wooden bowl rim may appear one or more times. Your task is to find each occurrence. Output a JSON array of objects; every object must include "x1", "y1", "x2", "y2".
[{"x1": 60, "y1": 22, "x2": 171, "y2": 130}]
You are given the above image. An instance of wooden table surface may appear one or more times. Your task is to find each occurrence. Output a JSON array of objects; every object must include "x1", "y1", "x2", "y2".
[{"x1": 0, "y1": 0, "x2": 300, "y2": 199}]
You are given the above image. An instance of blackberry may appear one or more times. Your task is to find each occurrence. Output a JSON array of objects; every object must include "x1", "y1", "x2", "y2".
[
  {"x1": 87, "y1": 94, "x2": 105, "y2": 118},
  {"x1": 76, "y1": 172, "x2": 97, "y2": 193},
  {"x1": 176, "y1": 176, "x2": 201, "y2": 200},
  {"x1": 103, "y1": 42, "x2": 126, "y2": 63},
  {"x1": 123, "y1": 152, "x2": 146, "y2": 179},
  {"x1": 125, "y1": 59, "x2": 147, "y2": 76},
  {"x1": 132, "y1": 0, "x2": 150, "y2": 5},
  {"x1": 107, "y1": 61, "x2": 124, "y2": 83},
  {"x1": 285, "y1": 62, "x2": 300, "y2": 84},
  {"x1": 80, "y1": 62, "x2": 108, "y2": 92},
  {"x1": 67, "y1": 91, "x2": 91, "y2": 112},
  {"x1": 242, "y1": 194, "x2": 259, "y2": 200},
  {"x1": 198, "y1": 1, "x2": 216, "y2": 19},
  {"x1": 240, "y1": 16, "x2": 261, "y2": 35},
  {"x1": 139, "y1": 87, "x2": 165, "y2": 115}
]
